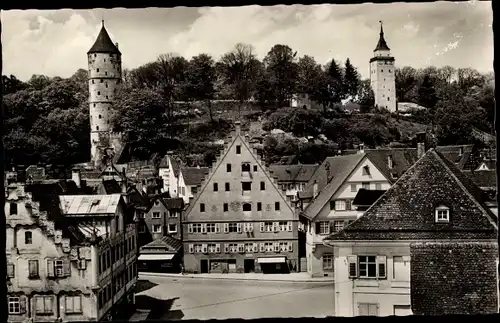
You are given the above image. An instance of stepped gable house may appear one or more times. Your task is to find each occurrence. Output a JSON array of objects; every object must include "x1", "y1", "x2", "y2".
[
  {"x1": 324, "y1": 149, "x2": 498, "y2": 316},
  {"x1": 182, "y1": 121, "x2": 298, "y2": 274}
]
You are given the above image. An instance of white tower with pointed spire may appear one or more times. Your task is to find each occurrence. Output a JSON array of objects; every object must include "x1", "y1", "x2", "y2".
[
  {"x1": 370, "y1": 21, "x2": 397, "y2": 112},
  {"x1": 87, "y1": 21, "x2": 122, "y2": 165}
]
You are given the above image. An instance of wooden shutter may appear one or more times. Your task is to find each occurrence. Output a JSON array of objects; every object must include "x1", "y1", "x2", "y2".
[
  {"x1": 273, "y1": 242, "x2": 280, "y2": 252},
  {"x1": 253, "y1": 243, "x2": 258, "y2": 252},
  {"x1": 248, "y1": 223, "x2": 254, "y2": 232},
  {"x1": 242, "y1": 223, "x2": 248, "y2": 233},
  {"x1": 273, "y1": 222, "x2": 279, "y2": 232},
  {"x1": 215, "y1": 223, "x2": 221, "y2": 233},
  {"x1": 377, "y1": 255, "x2": 387, "y2": 279},
  {"x1": 358, "y1": 303, "x2": 369, "y2": 316},
  {"x1": 287, "y1": 221, "x2": 293, "y2": 232},
  {"x1": 7, "y1": 264, "x2": 14, "y2": 278},
  {"x1": 260, "y1": 222, "x2": 265, "y2": 232},
  {"x1": 215, "y1": 244, "x2": 221, "y2": 253},
  {"x1": 237, "y1": 223, "x2": 242, "y2": 233},
  {"x1": 259, "y1": 243, "x2": 265, "y2": 252},
  {"x1": 63, "y1": 260, "x2": 71, "y2": 277},
  {"x1": 223, "y1": 223, "x2": 229, "y2": 233},
  {"x1": 368, "y1": 304, "x2": 379, "y2": 316},
  {"x1": 224, "y1": 244, "x2": 229, "y2": 253},
  {"x1": 47, "y1": 259, "x2": 55, "y2": 278},
  {"x1": 201, "y1": 224, "x2": 207, "y2": 234},
  {"x1": 287, "y1": 242, "x2": 293, "y2": 252},
  {"x1": 202, "y1": 244, "x2": 208, "y2": 253},
  {"x1": 188, "y1": 224, "x2": 193, "y2": 234},
  {"x1": 188, "y1": 244, "x2": 194, "y2": 253},
  {"x1": 348, "y1": 255, "x2": 358, "y2": 278},
  {"x1": 74, "y1": 295, "x2": 82, "y2": 313}
]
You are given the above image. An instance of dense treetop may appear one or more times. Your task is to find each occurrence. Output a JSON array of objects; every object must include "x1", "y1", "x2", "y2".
[{"x1": 2, "y1": 43, "x2": 494, "y2": 168}]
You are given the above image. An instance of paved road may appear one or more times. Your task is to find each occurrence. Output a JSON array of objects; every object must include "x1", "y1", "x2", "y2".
[{"x1": 135, "y1": 275, "x2": 335, "y2": 320}]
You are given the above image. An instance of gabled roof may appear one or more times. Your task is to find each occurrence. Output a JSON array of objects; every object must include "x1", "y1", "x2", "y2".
[
  {"x1": 96, "y1": 179, "x2": 122, "y2": 195},
  {"x1": 181, "y1": 167, "x2": 209, "y2": 186},
  {"x1": 158, "y1": 155, "x2": 182, "y2": 177},
  {"x1": 59, "y1": 194, "x2": 122, "y2": 216},
  {"x1": 301, "y1": 154, "x2": 367, "y2": 220},
  {"x1": 162, "y1": 198, "x2": 184, "y2": 210},
  {"x1": 374, "y1": 23, "x2": 390, "y2": 52},
  {"x1": 268, "y1": 164, "x2": 319, "y2": 183},
  {"x1": 87, "y1": 22, "x2": 121, "y2": 55},
  {"x1": 436, "y1": 144, "x2": 474, "y2": 170},
  {"x1": 140, "y1": 235, "x2": 182, "y2": 253},
  {"x1": 326, "y1": 149, "x2": 497, "y2": 242},
  {"x1": 184, "y1": 123, "x2": 295, "y2": 219},
  {"x1": 352, "y1": 189, "x2": 386, "y2": 207}
]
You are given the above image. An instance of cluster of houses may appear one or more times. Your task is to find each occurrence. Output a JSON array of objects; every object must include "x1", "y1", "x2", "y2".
[{"x1": 5, "y1": 121, "x2": 498, "y2": 320}]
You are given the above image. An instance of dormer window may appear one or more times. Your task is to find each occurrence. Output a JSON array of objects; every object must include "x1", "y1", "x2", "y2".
[
  {"x1": 236, "y1": 145, "x2": 241, "y2": 154},
  {"x1": 362, "y1": 165, "x2": 371, "y2": 176},
  {"x1": 387, "y1": 156, "x2": 393, "y2": 169},
  {"x1": 435, "y1": 205, "x2": 450, "y2": 223}
]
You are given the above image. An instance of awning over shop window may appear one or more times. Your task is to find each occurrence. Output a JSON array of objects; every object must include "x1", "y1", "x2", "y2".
[
  {"x1": 138, "y1": 254, "x2": 175, "y2": 261},
  {"x1": 257, "y1": 257, "x2": 286, "y2": 264}
]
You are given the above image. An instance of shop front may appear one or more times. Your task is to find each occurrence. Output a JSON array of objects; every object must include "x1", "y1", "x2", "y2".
[
  {"x1": 138, "y1": 253, "x2": 180, "y2": 273},
  {"x1": 257, "y1": 256, "x2": 290, "y2": 274}
]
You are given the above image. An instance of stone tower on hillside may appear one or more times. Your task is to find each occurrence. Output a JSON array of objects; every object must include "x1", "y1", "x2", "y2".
[
  {"x1": 87, "y1": 21, "x2": 123, "y2": 166},
  {"x1": 369, "y1": 21, "x2": 397, "y2": 112}
]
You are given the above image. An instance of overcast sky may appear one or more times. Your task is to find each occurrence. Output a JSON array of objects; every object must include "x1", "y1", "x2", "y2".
[{"x1": 1, "y1": 1, "x2": 493, "y2": 81}]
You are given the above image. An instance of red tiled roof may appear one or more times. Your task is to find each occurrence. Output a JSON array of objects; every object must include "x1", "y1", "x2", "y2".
[{"x1": 326, "y1": 149, "x2": 497, "y2": 242}]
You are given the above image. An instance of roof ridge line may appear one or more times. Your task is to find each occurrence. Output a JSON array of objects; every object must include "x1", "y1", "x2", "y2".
[{"x1": 433, "y1": 150, "x2": 498, "y2": 230}]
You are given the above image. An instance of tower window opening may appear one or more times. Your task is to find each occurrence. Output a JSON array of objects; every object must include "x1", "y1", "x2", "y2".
[
  {"x1": 106, "y1": 84, "x2": 108, "y2": 88},
  {"x1": 104, "y1": 59, "x2": 106, "y2": 62},
  {"x1": 98, "y1": 91, "x2": 101, "y2": 95},
  {"x1": 97, "y1": 68, "x2": 99, "y2": 72},
  {"x1": 93, "y1": 103, "x2": 96, "y2": 107},
  {"x1": 105, "y1": 72, "x2": 108, "y2": 76},
  {"x1": 381, "y1": 69, "x2": 383, "y2": 72},
  {"x1": 98, "y1": 115, "x2": 102, "y2": 119},
  {"x1": 388, "y1": 97, "x2": 390, "y2": 101},
  {"x1": 106, "y1": 96, "x2": 109, "y2": 99},
  {"x1": 100, "y1": 79, "x2": 103, "y2": 83},
  {"x1": 94, "y1": 54, "x2": 96, "y2": 58},
  {"x1": 96, "y1": 126, "x2": 99, "y2": 131},
  {"x1": 92, "y1": 80, "x2": 95, "y2": 84}
]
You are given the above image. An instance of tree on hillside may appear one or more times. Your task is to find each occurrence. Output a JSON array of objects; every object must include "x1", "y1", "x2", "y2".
[
  {"x1": 263, "y1": 44, "x2": 298, "y2": 109},
  {"x1": 395, "y1": 66, "x2": 418, "y2": 102},
  {"x1": 185, "y1": 54, "x2": 217, "y2": 121},
  {"x1": 323, "y1": 58, "x2": 344, "y2": 110},
  {"x1": 2, "y1": 75, "x2": 27, "y2": 94},
  {"x1": 110, "y1": 87, "x2": 168, "y2": 159},
  {"x1": 343, "y1": 58, "x2": 360, "y2": 99},
  {"x1": 218, "y1": 43, "x2": 261, "y2": 117},
  {"x1": 27, "y1": 74, "x2": 52, "y2": 90},
  {"x1": 417, "y1": 73, "x2": 438, "y2": 109},
  {"x1": 356, "y1": 79, "x2": 375, "y2": 112},
  {"x1": 296, "y1": 55, "x2": 329, "y2": 110}
]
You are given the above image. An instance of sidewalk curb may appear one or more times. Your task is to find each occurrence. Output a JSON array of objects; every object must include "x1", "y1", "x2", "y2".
[{"x1": 138, "y1": 272, "x2": 334, "y2": 283}]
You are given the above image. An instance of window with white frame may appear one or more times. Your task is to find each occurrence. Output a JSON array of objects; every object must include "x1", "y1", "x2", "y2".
[
  {"x1": 245, "y1": 243, "x2": 253, "y2": 252},
  {"x1": 351, "y1": 184, "x2": 357, "y2": 192},
  {"x1": 279, "y1": 242, "x2": 288, "y2": 252},
  {"x1": 264, "y1": 243, "x2": 273, "y2": 252},
  {"x1": 194, "y1": 244, "x2": 204, "y2": 253},
  {"x1": 375, "y1": 183, "x2": 382, "y2": 190},
  {"x1": 359, "y1": 256, "x2": 377, "y2": 278},
  {"x1": 152, "y1": 212, "x2": 161, "y2": 219},
  {"x1": 228, "y1": 244, "x2": 238, "y2": 253},
  {"x1": 208, "y1": 244, "x2": 217, "y2": 253},
  {"x1": 206, "y1": 223, "x2": 216, "y2": 233},
  {"x1": 34, "y1": 295, "x2": 53, "y2": 314},
  {"x1": 335, "y1": 200, "x2": 346, "y2": 211},
  {"x1": 435, "y1": 206, "x2": 450, "y2": 223},
  {"x1": 192, "y1": 223, "x2": 202, "y2": 233},
  {"x1": 229, "y1": 223, "x2": 238, "y2": 233},
  {"x1": 279, "y1": 221, "x2": 287, "y2": 231},
  {"x1": 333, "y1": 221, "x2": 344, "y2": 232},
  {"x1": 362, "y1": 182, "x2": 370, "y2": 190},
  {"x1": 8, "y1": 297, "x2": 21, "y2": 314},
  {"x1": 319, "y1": 221, "x2": 330, "y2": 235},
  {"x1": 264, "y1": 222, "x2": 273, "y2": 232},
  {"x1": 152, "y1": 225, "x2": 162, "y2": 233},
  {"x1": 168, "y1": 224, "x2": 177, "y2": 233},
  {"x1": 323, "y1": 253, "x2": 333, "y2": 270},
  {"x1": 169, "y1": 211, "x2": 177, "y2": 218},
  {"x1": 54, "y1": 260, "x2": 64, "y2": 277},
  {"x1": 65, "y1": 295, "x2": 83, "y2": 314}
]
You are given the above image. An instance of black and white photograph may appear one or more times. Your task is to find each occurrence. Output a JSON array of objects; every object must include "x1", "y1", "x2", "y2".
[{"x1": 1, "y1": 0, "x2": 497, "y2": 321}]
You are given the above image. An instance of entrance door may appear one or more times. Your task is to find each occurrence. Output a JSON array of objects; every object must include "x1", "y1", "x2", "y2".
[
  {"x1": 200, "y1": 259, "x2": 209, "y2": 273},
  {"x1": 244, "y1": 259, "x2": 255, "y2": 273}
]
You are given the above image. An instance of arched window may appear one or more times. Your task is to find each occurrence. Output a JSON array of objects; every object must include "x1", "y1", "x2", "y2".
[
  {"x1": 242, "y1": 203, "x2": 252, "y2": 212},
  {"x1": 98, "y1": 115, "x2": 102, "y2": 119},
  {"x1": 96, "y1": 126, "x2": 99, "y2": 131},
  {"x1": 241, "y1": 163, "x2": 250, "y2": 172},
  {"x1": 435, "y1": 205, "x2": 450, "y2": 223},
  {"x1": 96, "y1": 68, "x2": 99, "y2": 72}
]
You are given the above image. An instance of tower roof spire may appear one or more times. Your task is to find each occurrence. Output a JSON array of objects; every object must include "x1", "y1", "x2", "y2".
[
  {"x1": 374, "y1": 20, "x2": 390, "y2": 52},
  {"x1": 87, "y1": 22, "x2": 121, "y2": 55}
]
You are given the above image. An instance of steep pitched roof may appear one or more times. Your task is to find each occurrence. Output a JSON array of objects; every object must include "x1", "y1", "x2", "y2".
[
  {"x1": 87, "y1": 22, "x2": 121, "y2": 55},
  {"x1": 59, "y1": 194, "x2": 122, "y2": 216},
  {"x1": 352, "y1": 189, "x2": 386, "y2": 207},
  {"x1": 162, "y1": 198, "x2": 184, "y2": 210},
  {"x1": 96, "y1": 179, "x2": 122, "y2": 195},
  {"x1": 326, "y1": 149, "x2": 497, "y2": 242},
  {"x1": 268, "y1": 164, "x2": 319, "y2": 183},
  {"x1": 374, "y1": 23, "x2": 390, "y2": 51},
  {"x1": 436, "y1": 144, "x2": 474, "y2": 170},
  {"x1": 301, "y1": 154, "x2": 366, "y2": 220},
  {"x1": 184, "y1": 124, "x2": 295, "y2": 220},
  {"x1": 181, "y1": 167, "x2": 209, "y2": 186}
]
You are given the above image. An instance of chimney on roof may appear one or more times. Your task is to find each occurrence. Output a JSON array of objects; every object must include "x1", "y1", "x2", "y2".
[
  {"x1": 115, "y1": 42, "x2": 119, "y2": 49},
  {"x1": 358, "y1": 143, "x2": 365, "y2": 154},
  {"x1": 235, "y1": 121, "x2": 241, "y2": 135},
  {"x1": 72, "y1": 168, "x2": 81, "y2": 188}
]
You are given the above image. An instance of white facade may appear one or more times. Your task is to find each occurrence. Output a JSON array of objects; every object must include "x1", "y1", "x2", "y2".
[
  {"x1": 305, "y1": 157, "x2": 392, "y2": 277},
  {"x1": 333, "y1": 242, "x2": 412, "y2": 317},
  {"x1": 158, "y1": 156, "x2": 179, "y2": 196},
  {"x1": 177, "y1": 171, "x2": 194, "y2": 204},
  {"x1": 369, "y1": 25, "x2": 397, "y2": 113}
]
